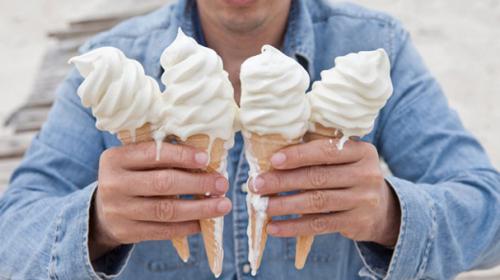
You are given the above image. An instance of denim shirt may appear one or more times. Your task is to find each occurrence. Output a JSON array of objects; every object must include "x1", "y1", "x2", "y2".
[{"x1": 1, "y1": 0, "x2": 499, "y2": 279}]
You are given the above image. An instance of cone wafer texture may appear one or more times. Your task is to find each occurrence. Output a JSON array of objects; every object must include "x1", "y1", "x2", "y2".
[
  {"x1": 295, "y1": 123, "x2": 342, "y2": 270},
  {"x1": 177, "y1": 135, "x2": 226, "y2": 278},
  {"x1": 244, "y1": 133, "x2": 301, "y2": 275},
  {"x1": 117, "y1": 123, "x2": 191, "y2": 263}
]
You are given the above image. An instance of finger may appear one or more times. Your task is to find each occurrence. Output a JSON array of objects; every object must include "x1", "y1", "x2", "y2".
[
  {"x1": 118, "y1": 169, "x2": 229, "y2": 196},
  {"x1": 270, "y1": 138, "x2": 366, "y2": 170},
  {"x1": 111, "y1": 141, "x2": 208, "y2": 170},
  {"x1": 120, "y1": 197, "x2": 232, "y2": 222},
  {"x1": 266, "y1": 190, "x2": 356, "y2": 216},
  {"x1": 251, "y1": 164, "x2": 359, "y2": 195},
  {"x1": 116, "y1": 220, "x2": 201, "y2": 244},
  {"x1": 266, "y1": 212, "x2": 351, "y2": 237}
]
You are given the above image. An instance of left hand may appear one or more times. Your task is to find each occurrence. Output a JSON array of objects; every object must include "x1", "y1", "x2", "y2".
[{"x1": 250, "y1": 138, "x2": 401, "y2": 247}]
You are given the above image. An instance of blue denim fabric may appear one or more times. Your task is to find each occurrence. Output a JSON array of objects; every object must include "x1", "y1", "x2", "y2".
[{"x1": 1, "y1": 0, "x2": 499, "y2": 279}]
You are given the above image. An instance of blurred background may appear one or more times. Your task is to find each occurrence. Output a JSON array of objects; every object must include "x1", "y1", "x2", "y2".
[{"x1": 0, "y1": 0, "x2": 498, "y2": 278}]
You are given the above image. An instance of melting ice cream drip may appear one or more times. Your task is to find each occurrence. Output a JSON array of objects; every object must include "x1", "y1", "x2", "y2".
[{"x1": 308, "y1": 48, "x2": 393, "y2": 148}]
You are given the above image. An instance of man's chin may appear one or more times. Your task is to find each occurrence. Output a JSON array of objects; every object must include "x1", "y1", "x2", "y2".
[{"x1": 223, "y1": 0, "x2": 257, "y2": 7}]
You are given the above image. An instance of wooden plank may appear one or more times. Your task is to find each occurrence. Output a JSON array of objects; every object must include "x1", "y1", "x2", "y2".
[
  {"x1": 0, "y1": 158, "x2": 23, "y2": 196},
  {"x1": 4, "y1": 43, "x2": 78, "y2": 129},
  {"x1": 0, "y1": 132, "x2": 35, "y2": 159},
  {"x1": 6, "y1": 107, "x2": 50, "y2": 133},
  {"x1": 48, "y1": 26, "x2": 111, "y2": 40},
  {"x1": 25, "y1": 44, "x2": 77, "y2": 108}
]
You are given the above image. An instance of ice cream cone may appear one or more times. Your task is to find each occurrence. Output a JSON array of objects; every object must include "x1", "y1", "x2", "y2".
[
  {"x1": 176, "y1": 134, "x2": 226, "y2": 278},
  {"x1": 117, "y1": 123, "x2": 191, "y2": 263},
  {"x1": 244, "y1": 132, "x2": 301, "y2": 275},
  {"x1": 294, "y1": 123, "x2": 343, "y2": 270}
]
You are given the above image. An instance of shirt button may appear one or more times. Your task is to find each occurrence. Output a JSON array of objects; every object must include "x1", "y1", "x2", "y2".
[
  {"x1": 241, "y1": 183, "x2": 248, "y2": 193},
  {"x1": 242, "y1": 263, "x2": 251, "y2": 274}
]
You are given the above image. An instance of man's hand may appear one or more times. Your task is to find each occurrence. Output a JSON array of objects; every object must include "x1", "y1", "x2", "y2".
[
  {"x1": 90, "y1": 142, "x2": 232, "y2": 260},
  {"x1": 250, "y1": 139, "x2": 401, "y2": 247}
]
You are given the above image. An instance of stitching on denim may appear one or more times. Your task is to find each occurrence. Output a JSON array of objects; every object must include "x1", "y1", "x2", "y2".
[
  {"x1": 318, "y1": 12, "x2": 395, "y2": 26},
  {"x1": 81, "y1": 186, "x2": 102, "y2": 280},
  {"x1": 48, "y1": 208, "x2": 64, "y2": 280},
  {"x1": 233, "y1": 142, "x2": 248, "y2": 275},
  {"x1": 416, "y1": 194, "x2": 437, "y2": 279},
  {"x1": 354, "y1": 243, "x2": 385, "y2": 279},
  {"x1": 384, "y1": 179, "x2": 408, "y2": 279}
]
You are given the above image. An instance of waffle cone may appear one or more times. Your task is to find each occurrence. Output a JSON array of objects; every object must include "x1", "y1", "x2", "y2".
[
  {"x1": 177, "y1": 135, "x2": 226, "y2": 278},
  {"x1": 244, "y1": 133, "x2": 301, "y2": 275},
  {"x1": 117, "y1": 123, "x2": 191, "y2": 263},
  {"x1": 295, "y1": 123, "x2": 342, "y2": 270}
]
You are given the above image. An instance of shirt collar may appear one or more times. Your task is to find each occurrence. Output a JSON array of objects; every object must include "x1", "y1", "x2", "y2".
[
  {"x1": 149, "y1": 0, "x2": 316, "y2": 81},
  {"x1": 282, "y1": 0, "x2": 316, "y2": 77}
]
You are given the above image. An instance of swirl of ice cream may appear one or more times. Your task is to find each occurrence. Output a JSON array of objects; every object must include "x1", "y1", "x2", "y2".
[
  {"x1": 308, "y1": 49, "x2": 393, "y2": 139},
  {"x1": 160, "y1": 28, "x2": 237, "y2": 143},
  {"x1": 240, "y1": 45, "x2": 311, "y2": 140},
  {"x1": 69, "y1": 47, "x2": 162, "y2": 133}
]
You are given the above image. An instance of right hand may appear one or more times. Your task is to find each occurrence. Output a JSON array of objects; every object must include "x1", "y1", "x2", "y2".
[{"x1": 89, "y1": 141, "x2": 232, "y2": 260}]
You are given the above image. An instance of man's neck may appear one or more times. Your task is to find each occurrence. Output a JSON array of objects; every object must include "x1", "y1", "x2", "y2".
[
  {"x1": 197, "y1": 7, "x2": 289, "y2": 104},
  {"x1": 199, "y1": 13, "x2": 289, "y2": 62}
]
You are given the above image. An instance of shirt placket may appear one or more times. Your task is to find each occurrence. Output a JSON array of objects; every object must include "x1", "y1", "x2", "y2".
[{"x1": 230, "y1": 132, "x2": 254, "y2": 279}]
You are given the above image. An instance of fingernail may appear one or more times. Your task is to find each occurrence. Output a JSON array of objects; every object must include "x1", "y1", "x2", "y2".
[
  {"x1": 267, "y1": 224, "x2": 279, "y2": 235},
  {"x1": 195, "y1": 152, "x2": 208, "y2": 165},
  {"x1": 252, "y1": 176, "x2": 265, "y2": 192},
  {"x1": 215, "y1": 178, "x2": 227, "y2": 193},
  {"x1": 217, "y1": 200, "x2": 231, "y2": 213},
  {"x1": 271, "y1": 152, "x2": 286, "y2": 166}
]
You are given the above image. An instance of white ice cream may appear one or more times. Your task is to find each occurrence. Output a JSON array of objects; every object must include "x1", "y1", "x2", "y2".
[
  {"x1": 160, "y1": 28, "x2": 237, "y2": 278},
  {"x1": 69, "y1": 47, "x2": 163, "y2": 134},
  {"x1": 240, "y1": 45, "x2": 311, "y2": 140},
  {"x1": 240, "y1": 45, "x2": 310, "y2": 276},
  {"x1": 308, "y1": 49, "x2": 393, "y2": 148},
  {"x1": 160, "y1": 28, "x2": 238, "y2": 151}
]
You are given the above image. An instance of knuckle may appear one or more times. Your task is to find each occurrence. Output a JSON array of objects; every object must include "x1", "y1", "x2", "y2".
[
  {"x1": 172, "y1": 145, "x2": 188, "y2": 163},
  {"x1": 203, "y1": 200, "x2": 217, "y2": 217},
  {"x1": 200, "y1": 174, "x2": 214, "y2": 195},
  {"x1": 113, "y1": 228, "x2": 132, "y2": 243},
  {"x1": 367, "y1": 170, "x2": 383, "y2": 186},
  {"x1": 362, "y1": 143, "x2": 378, "y2": 158},
  {"x1": 141, "y1": 144, "x2": 157, "y2": 162},
  {"x1": 307, "y1": 166, "x2": 329, "y2": 188},
  {"x1": 366, "y1": 193, "x2": 381, "y2": 209},
  {"x1": 155, "y1": 200, "x2": 176, "y2": 221},
  {"x1": 153, "y1": 171, "x2": 174, "y2": 194},
  {"x1": 103, "y1": 203, "x2": 120, "y2": 218},
  {"x1": 276, "y1": 197, "x2": 288, "y2": 215},
  {"x1": 266, "y1": 172, "x2": 282, "y2": 191},
  {"x1": 101, "y1": 148, "x2": 117, "y2": 163},
  {"x1": 158, "y1": 226, "x2": 174, "y2": 240},
  {"x1": 308, "y1": 191, "x2": 327, "y2": 212},
  {"x1": 310, "y1": 216, "x2": 328, "y2": 233},
  {"x1": 293, "y1": 146, "x2": 306, "y2": 163},
  {"x1": 320, "y1": 140, "x2": 340, "y2": 158}
]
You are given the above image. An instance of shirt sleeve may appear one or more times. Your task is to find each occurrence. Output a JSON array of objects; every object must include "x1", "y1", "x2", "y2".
[
  {"x1": 0, "y1": 70, "x2": 133, "y2": 279},
  {"x1": 355, "y1": 21, "x2": 500, "y2": 280}
]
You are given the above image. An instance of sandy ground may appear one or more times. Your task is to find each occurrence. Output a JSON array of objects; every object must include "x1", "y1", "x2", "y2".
[{"x1": 0, "y1": 0, "x2": 499, "y2": 278}]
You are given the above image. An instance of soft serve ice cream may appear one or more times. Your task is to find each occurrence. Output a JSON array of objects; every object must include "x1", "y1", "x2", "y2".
[
  {"x1": 69, "y1": 47, "x2": 163, "y2": 135},
  {"x1": 159, "y1": 28, "x2": 237, "y2": 150},
  {"x1": 159, "y1": 28, "x2": 237, "y2": 278},
  {"x1": 70, "y1": 47, "x2": 192, "y2": 263},
  {"x1": 240, "y1": 45, "x2": 310, "y2": 275},
  {"x1": 308, "y1": 49, "x2": 393, "y2": 148},
  {"x1": 240, "y1": 45, "x2": 310, "y2": 139}
]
